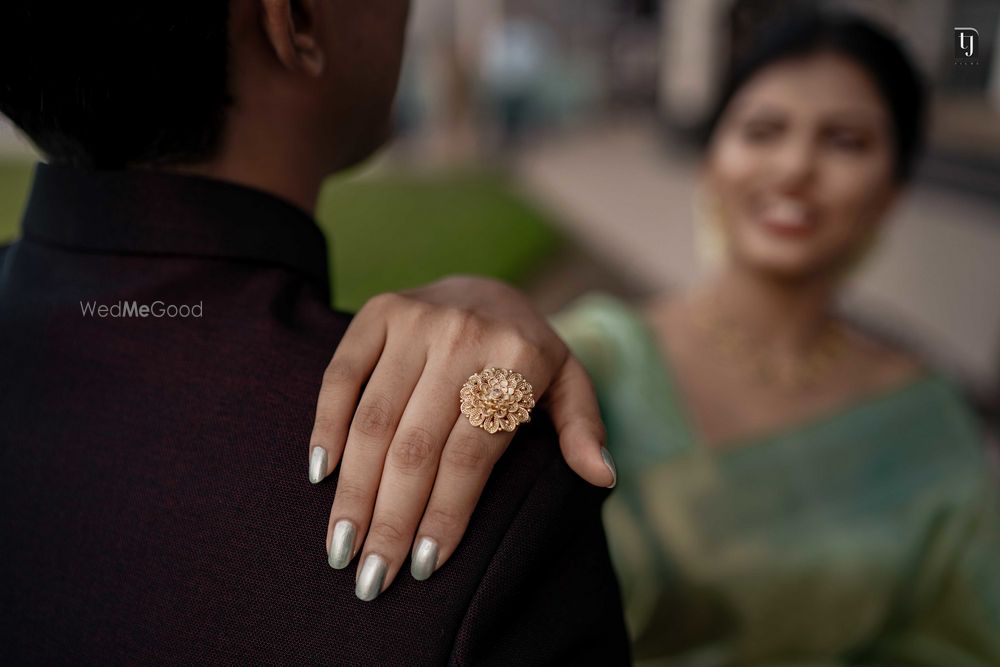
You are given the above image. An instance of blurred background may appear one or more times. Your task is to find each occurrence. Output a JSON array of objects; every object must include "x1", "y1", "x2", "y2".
[{"x1": 1, "y1": 0, "x2": 998, "y2": 430}]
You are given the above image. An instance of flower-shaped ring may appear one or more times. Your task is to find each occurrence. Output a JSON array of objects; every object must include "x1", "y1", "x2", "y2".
[{"x1": 459, "y1": 367, "x2": 535, "y2": 434}]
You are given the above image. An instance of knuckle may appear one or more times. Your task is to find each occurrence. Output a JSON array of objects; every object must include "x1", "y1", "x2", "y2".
[
  {"x1": 491, "y1": 326, "x2": 551, "y2": 377},
  {"x1": 366, "y1": 292, "x2": 403, "y2": 313},
  {"x1": 368, "y1": 519, "x2": 407, "y2": 545},
  {"x1": 312, "y1": 412, "x2": 344, "y2": 440},
  {"x1": 354, "y1": 393, "x2": 395, "y2": 439},
  {"x1": 323, "y1": 357, "x2": 356, "y2": 385},
  {"x1": 333, "y1": 481, "x2": 370, "y2": 508},
  {"x1": 443, "y1": 434, "x2": 491, "y2": 473},
  {"x1": 402, "y1": 299, "x2": 432, "y2": 325},
  {"x1": 547, "y1": 366, "x2": 577, "y2": 402},
  {"x1": 510, "y1": 337, "x2": 546, "y2": 370},
  {"x1": 388, "y1": 427, "x2": 438, "y2": 473},
  {"x1": 443, "y1": 309, "x2": 484, "y2": 349},
  {"x1": 423, "y1": 506, "x2": 466, "y2": 535}
]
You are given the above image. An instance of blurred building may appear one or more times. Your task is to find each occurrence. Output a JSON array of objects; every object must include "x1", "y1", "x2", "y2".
[{"x1": 394, "y1": 0, "x2": 661, "y2": 162}]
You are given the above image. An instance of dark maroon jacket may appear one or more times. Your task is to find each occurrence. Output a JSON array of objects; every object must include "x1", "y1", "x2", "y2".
[{"x1": 0, "y1": 164, "x2": 630, "y2": 666}]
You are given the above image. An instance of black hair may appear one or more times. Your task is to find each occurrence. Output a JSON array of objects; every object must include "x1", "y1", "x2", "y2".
[
  {"x1": 0, "y1": 4, "x2": 231, "y2": 169},
  {"x1": 704, "y1": 10, "x2": 927, "y2": 182}
]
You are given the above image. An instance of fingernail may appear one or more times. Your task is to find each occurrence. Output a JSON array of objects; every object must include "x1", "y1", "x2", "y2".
[
  {"x1": 601, "y1": 446, "x2": 617, "y2": 489},
  {"x1": 309, "y1": 446, "x2": 328, "y2": 484},
  {"x1": 410, "y1": 537, "x2": 439, "y2": 581},
  {"x1": 328, "y1": 520, "x2": 356, "y2": 570},
  {"x1": 356, "y1": 554, "x2": 388, "y2": 602}
]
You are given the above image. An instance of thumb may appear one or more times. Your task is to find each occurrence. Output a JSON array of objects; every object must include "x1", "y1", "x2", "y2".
[{"x1": 546, "y1": 356, "x2": 616, "y2": 488}]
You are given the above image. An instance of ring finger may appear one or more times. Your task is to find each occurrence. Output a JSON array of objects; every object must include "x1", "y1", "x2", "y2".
[{"x1": 352, "y1": 361, "x2": 469, "y2": 600}]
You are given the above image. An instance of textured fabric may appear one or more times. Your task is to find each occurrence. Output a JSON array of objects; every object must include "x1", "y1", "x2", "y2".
[
  {"x1": 552, "y1": 293, "x2": 1000, "y2": 667},
  {"x1": 0, "y1": 164, "x2": 630, "y2": 666}
]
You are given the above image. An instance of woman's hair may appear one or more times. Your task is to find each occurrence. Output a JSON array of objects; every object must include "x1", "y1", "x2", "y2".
[{"x1": 703, "y1": 10, "x2": 927, "y2": 183}]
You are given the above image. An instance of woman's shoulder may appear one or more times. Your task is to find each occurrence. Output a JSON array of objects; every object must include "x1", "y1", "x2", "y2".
[
  {"x1": 844, "y1": 334, "x2": 989, "y2": 475},
  {"x1": 842, "y1": 324, "x2": 926, "y2": 396},
  {"x1": 839, "y1": 327, "x2": 986, "y2": 446},
  {"x1": 848, "y1": 328, "x2": 975, "y2": 419}
]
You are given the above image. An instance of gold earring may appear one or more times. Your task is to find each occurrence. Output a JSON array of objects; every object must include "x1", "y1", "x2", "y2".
[{"x1": 692, "y1": 186, "x2": 729, "y2": 272}]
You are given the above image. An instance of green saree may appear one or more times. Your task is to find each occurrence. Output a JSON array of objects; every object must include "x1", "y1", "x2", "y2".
[{"x1": 552, "y1": 294, "x2": 1000, "y2": 667}]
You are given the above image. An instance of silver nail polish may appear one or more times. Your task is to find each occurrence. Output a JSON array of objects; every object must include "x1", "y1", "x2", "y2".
[
  {"x1": 309, "y1": 446, "x2": 328, "y2": 484},
  {"x1": 356, "y1": 554, "x2": 387, "y2": 602},
  {"x1": 601, "y1": 446, "x2": 617, "y2": 489},
  {"x1": 410, "y1": 537, "x2": 439, "y2": 581},
  {"x1": 328, "y1": 520, "x2": 356, "y2": 570}
]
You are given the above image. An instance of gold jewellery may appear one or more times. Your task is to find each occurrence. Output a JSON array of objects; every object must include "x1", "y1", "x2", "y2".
[
  {"x1": 692, "y1": 306, "x2": 846, "y2": 391},
  {"x1": 460, "y1": 368, "x2": 535, "y2": 434}
]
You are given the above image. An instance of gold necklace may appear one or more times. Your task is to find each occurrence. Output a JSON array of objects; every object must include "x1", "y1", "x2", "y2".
[{"x1": 691, "y1": 303, "x2": 846, "y2": 392}]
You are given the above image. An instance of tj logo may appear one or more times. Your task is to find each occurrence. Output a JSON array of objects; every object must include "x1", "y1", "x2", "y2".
[{"x1": 954, "y1": 27, "x2": 979, "y2": 63}]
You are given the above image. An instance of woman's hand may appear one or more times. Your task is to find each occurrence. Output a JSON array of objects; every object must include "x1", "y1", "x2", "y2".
[{"x1": 307, "y1": 276, "x2": 616, "y2": 601}]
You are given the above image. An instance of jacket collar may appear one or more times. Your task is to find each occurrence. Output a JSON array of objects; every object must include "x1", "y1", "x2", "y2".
[{"x1": 20, "y1": 162, "x2": 331, "y2": 298}]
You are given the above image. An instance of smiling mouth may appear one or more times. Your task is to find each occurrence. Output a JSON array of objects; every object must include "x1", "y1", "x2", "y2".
[{"x1": 753, "y1": 197, "x2": 819, "y2": 237}]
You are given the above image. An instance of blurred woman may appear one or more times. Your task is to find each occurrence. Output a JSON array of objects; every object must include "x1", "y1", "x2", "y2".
[{"x1": 309, "y1": 12, "x2": 1000, "y2": 664}]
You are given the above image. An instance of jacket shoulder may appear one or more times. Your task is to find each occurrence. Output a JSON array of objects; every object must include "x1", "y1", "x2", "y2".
[{"x1": 450, "y1": 414, "x2": 631, "y2": 666}]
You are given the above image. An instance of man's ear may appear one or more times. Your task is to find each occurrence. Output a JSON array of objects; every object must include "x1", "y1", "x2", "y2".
[{"x1": 260, "y1": 0, "x2": 325, "y2": 77}]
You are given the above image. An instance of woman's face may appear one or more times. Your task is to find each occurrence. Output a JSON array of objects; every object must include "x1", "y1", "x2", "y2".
[{"x1": 704, "y1": 51, "x2": 899, "y2": 279}]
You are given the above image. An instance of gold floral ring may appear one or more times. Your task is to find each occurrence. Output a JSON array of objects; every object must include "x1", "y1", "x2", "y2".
[{"x1": 459, "y1": 367, "x2": 535, "y2": 434}]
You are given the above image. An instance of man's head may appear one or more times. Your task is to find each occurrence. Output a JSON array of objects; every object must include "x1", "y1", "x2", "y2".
[{"x1": 0, "y1": 1, "x2": 409, "y2": 177}]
